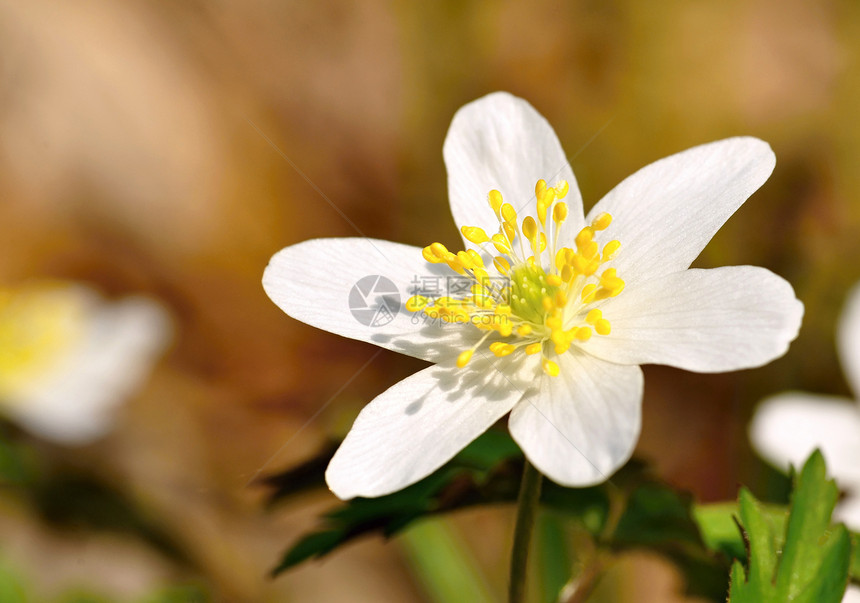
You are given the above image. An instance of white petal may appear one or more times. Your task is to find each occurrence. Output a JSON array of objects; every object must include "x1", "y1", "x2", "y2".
[
  {"x1": 844, "y1": 585, "x2": 860, "y2": 603},
  {"x1": 835, "y1": 494, "x2": 860, "y2": 532},
  {"x1": 325, "y1": 354, "x2": 529, "y2": 499},
  {"x1": 838, "y1": 282, "x2": 860, "y2": 399},
  {"x1": 263, "y1": 238, "x2": 484, "y2": 363},
  {"x1": 587, "y1": 138, "x2": 775, "y2": 283},
  {"x1": 7, "y1": 296, "x2": 171, "y2": 444},
  {"x1": 508, "y1": 351, "x2": 643, "y2": 487},
  {"x1": 749, "y1": 393, "x2": 860, "y2": 486},
  {"x1": 443, "y1": 92, "x2": 586, "y2": 249},
  {"x1": 585, "y1": 267, "x2": 803, "y2": 372}
]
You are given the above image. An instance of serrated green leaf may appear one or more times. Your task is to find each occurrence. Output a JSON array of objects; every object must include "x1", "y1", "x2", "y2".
[
  {"x1": 728, "y1": 450, "x2": 853, "y2": 603},
  {"x1": 735, "y1": 487, "x2": 780, "y2": 596},
  {"x1": 694, "y1": 501, "x2": 789, "y2": 563}
]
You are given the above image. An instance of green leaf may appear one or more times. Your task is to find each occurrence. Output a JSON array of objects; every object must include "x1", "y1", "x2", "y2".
[
  {"x1": 0, "y1": 561, "x2": 28, "y2": 603},
  {"x1": 399, "y1": 518, "x2": 497, "y2": 603},
  {"x1": 268, "y1": 430, "x2": 523, "y2": 575},
  {"x1": 729, "y1": 450, "x2": 853, "y2": 603},
  {"x1": 852, "y1": 531, "x2": 860, "y2": 584},
  {"x1": 266, "y1": 433, "x2": 730, "y2": 600}
]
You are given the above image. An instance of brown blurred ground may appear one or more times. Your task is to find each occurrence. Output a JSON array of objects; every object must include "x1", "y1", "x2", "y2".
[{"x1": 1, "y1": 0, "x2": 859, "y2": 601}]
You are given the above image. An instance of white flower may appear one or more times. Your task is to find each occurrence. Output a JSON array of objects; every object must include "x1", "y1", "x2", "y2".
[
  {"x1": 0, "y1": 281, "x2": 172, "y2": 444},
  {"x1": 264, "y1": 92, "x2": 803, "y2": 500},
  {"x1": 750, "y1": 282, "x2": 860, "y2": 572}
]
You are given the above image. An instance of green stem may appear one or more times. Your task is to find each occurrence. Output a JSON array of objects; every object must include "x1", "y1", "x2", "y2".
[{"x1": 509, "y1": 459, "x2": 543, "y2": 603}]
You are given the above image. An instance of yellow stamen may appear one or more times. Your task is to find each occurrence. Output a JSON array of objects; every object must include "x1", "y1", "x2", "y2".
[
  {"x1": 489, "y1": 190, "x2": 504, "y2": 215},
  {"x1": 525, "y1": 342, "x2": 542, "y2": 355},
  {"x1": 457, "y1": 349, "x2": 474, "y2": 368},
  {"x1": 595, "y1": 319, "x2": 611, "y2": 335},
  {"x1": 591, "y1": 213, "x2": 612, "y2": 230},
  {"x1": 461, "y1": 226, "x2": 490, "y2": 245},
  {"x1": 542, "y1": 359, "x2": 560, "y2": 377},
  {"x1": 552, "y1": 202, "x2": 568, "y2": 225},
  {"x1": 410, "y1": 186, "x2": 623, "y2": 380},
  {"x1": 602, "y1": 240, "x2": 621, "y2": 261}
]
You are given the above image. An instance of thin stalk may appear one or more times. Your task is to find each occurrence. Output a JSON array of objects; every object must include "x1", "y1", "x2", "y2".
[{"x1": 509, "y1": 459, "x2": 543, "y2": 603}]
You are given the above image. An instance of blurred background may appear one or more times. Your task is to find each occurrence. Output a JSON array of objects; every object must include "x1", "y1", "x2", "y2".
[{"x1": 1, "y1": 0, "x2": 859, "y2": 601}]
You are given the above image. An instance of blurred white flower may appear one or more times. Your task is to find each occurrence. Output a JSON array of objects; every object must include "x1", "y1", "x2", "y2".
[
  {"x1": 0, "y1": 281, "x2": 171, "y2": 445},
  {"x1": 265, "y1": 92, "x2": 803, "y2": 500}
]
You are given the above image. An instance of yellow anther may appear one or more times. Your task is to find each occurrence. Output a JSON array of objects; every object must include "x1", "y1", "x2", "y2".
[
  {"x1": 555, "y1": 291, "x2": 567, "y2": 307},
  {"x1": 575, "y1": 227, "x2": 593, "y2": 250},
  {"x1": 581, "y1": 284, "x2": 597, "y2": 302},
  {"x1": 591, "y1": 212, "x2": 612, "y2": 231},
  {"x1": 552, "y1": 202, "x2": 568, "y2": 225},
  {"x1": 561, "y1": 265, "x2": 574, "y2": 283},
  {"x1": 457, "y1": 250, "x2": 475, "y2": 269},
  {"x1": 602, "y1": 240, "x2": 621, "y2": 261},
  {"x1": 423, "y1": 243, "x2": 448, "y2": 263},
  {"x1": 545, "y1": 274, "x2": 563, "y2": 287},
  {"x1": 489, "y1": 190, "x2": 504, "y2": 215},
  {"x1": 466, "y1": 249, "x2": 485, "y2": 267},
  {"x1": 555, "y1": 249, "x2": 567, "y2": 270},
  {"x1": 535, "y1": 179, "x2": 547, "y2": 198},
  {"x1": 489, "y1": 342, "x2": 515, "y2": 357},
  {"x1": 539, "y1": 233, "x2": 547, "y2": 253},
  {"x1": 495, "y1": 304, "x2": 512, "y2": 315},
  {"x1": 522, "y1": 216, "x2": 538, "y2": 242},
  {"x1": 491, "y1": 234, "x2": 512, "y2": 254},
  {"x1": 405, "y1": 295, "x2": 429, "y2": 312},
  {"x1": 503, "y1": 221, "x2": 517, "y2": 244},
  {"x1": 571, "y1": 254, "x2": 593, "y2": 275},
  {"x1": 457, "y1": 349, "x2": 474, "y2": 368},
  {"x1": 542, "y1": 296, "x2": 554, "y2": 312},
  {"x1": 582, "y1": 240, "x2": 599, "y2": 260},
  {"x1": 501, "y1": 203, "x2": 517, "y2": 224},
  {"x1": 498, "y1": 322, "x2": 513, "y2": 337},
  {"x1": 545, "y1": 315, "x2": 562, "y2": 330},
  {"x1": 595, "y1": 319, "x2": 611, "y2": 335},
  {"x1": 554, "y1": 180, "x2": 570, "y2": 199},
  {"x1": 586, "y1": 309, "x2": 602, "y2": 324},
  {"x1": 525, "y1": 342, "x2": 542, "y2": 355},
  {"x1": 600, "y1": 268, "x2": 621, "y2": 288},
  {"x1": 445, "y1": 256, "x2": 466, "y2": 275},
  {"x1": 493, "y1": 256, "x2": 511, "y2": 274},
  {"x1": 431, "y1": 242, "x2": 448, "y2": 257},
  {"x1": 594, "y1": 278, "x2": 625, "y2": 301},
  {"x1": 461, "y1": 226, "x2": 490, "y2": 245},
  {"x1": 575, "y1": 327, "x2": 593, "y2": 341},
  {"x1": 516, "y1": 325, "x2": 532, "y2": 336},
  {"x1": 542, "y1": 359, "x2": 560, "y2": 377},
  {"x1": 537, "y1": 189, "x2": 556, "y2": 227}
]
